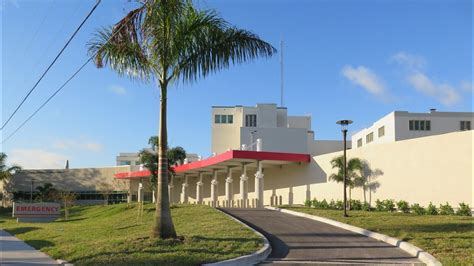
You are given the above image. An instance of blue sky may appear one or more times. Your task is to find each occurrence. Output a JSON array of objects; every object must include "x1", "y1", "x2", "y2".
[{"x1": 1, "y1": 0, "x2": 472, "y2": 169}]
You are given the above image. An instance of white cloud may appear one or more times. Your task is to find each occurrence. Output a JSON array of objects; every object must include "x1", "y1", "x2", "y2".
[
  {"x1": 407, "y1": 72, "x2": 461, "y2": 106},
  {"x1": 9, "y1": 149, "x2": 68, "y2": 169},
  {"x1": 53, "y1": 139, "x2": 104, "y2": 153},
  {"x1": 108, "y1": 85, "x2": 127, "y2": 96},
  {"x1": 460, "y1": 80, "x2": 473, "y2": 92},
  {"x1": 341, "y1": 65, "x2": 388, "y2": 98},
  {"x1": 391, "y1": 51, "x2": 425, "y2": 70}
]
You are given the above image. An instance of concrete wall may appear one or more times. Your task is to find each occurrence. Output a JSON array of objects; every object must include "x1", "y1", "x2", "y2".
[
  {"x1": 351, "y1": 112, "x2": 396, "y2": 148},
  {"x1": 190, "y1": 131, "x2": 472, "y2": 208}
]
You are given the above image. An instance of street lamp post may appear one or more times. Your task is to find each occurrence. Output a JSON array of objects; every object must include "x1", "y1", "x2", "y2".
[{"x1": 336, "y1": 119, "x2": 353, "y2": 217}]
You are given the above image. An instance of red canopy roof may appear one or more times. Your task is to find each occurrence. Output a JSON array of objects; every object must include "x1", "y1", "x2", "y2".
[{"x1": 114, "y1": 150, "x2": 310, "y2": 179}]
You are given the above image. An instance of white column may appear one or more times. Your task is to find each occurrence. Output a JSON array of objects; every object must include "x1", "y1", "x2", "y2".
[
  {"x1": 256, "y1": 138, "x2": 263, "y2": 151},
  {"x1": 225, "y1": 167, "x2": 233, "y2": 207},
  {"x1": 240, "y1": 163, "x2": 248, "y2": 207},
  {"x1": 168, "y1": 176, "x2": 174, "y2": 203},
  {"x1": 196, "y1": 172, "x2": 204, "y2": 204},
  {"x1": 210, "y1": 170, "x2": 218, "y2": 207},
  {"x1": 138, "y1": 180, "x2": 144, "y2": 202},
  {"x1": 181, "y1": 175, "x2": 189, "y2": 203},
  {"x1": 255, "y1": 161, "x2": 264, "y2": 208}
]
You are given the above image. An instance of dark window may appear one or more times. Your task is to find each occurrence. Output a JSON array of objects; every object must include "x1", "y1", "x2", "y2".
[
  {"x1": 357, "y1": 138, "x2": 363, "y2": 147},
  {"x1": 461, "y1": 121, "x2": 471, "y2": 131},
  {"x1": 420, "y1": 120, "x2": 425, "y2": 131},
  {"x1": 215, "y1": 115, "x2": 221, "y2": 124},
  {"x1": 228, "y1": 115, "x2": 233, "y2": 124},
  {"x1": 426, "y1": 120, "x2": 431, "y2": 130},
  {"x1": 414, "y1": 120, "x2": 419, "y2": 130},
  {"x1": 245, "y1": 114, "x2": 257, "y2": 127},
  {"x1": 409, "y1": 120, "x2": 414, "y2": 130}
]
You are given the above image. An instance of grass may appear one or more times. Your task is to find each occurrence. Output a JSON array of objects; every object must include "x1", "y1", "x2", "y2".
[
  {"x1": 0, "y1": 203, "x2": 262, "y2": 265},
  {"x1": 281, "y1": 206, "x2": 473, "y2": 265}
]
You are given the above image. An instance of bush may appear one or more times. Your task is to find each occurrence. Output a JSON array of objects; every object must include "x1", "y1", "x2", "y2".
[
  {"x1": 329, "y1": 199, "x2": 337, "y2": 209},
  {"x1": 439, "y1": 202, "x2": 455, "y2": 215},
  {"x1": 411, "y1": 203, "x2": 425, "y2": 215},
  {"x1": 456, "y1": 202, "x2": 472, "y2": 216},
  {"x1": 320, "y1": 199, "x2": 329, "y2": 209},
  {"x1": 304, "y1": 199, "x2": 312, "y2": 207},
  {"x1": 397, "y1": 200, "x2": 410, "y2": 213},
  {"x1": 335, "y1": 200, "x2": 344, "y2": 210},
  {"x1": 382, "y1": 199, "x2": 396, "y2": 212},
  {"x1": 350, "y1": 199, "x2": 362, "y2": 210},
  {"x1": 426, "y1": 202, "x2": 438, "y2": 215},
  {"x1": 312, "y1": 198, "x2": 320, "y2": 208},
  {"x1": 361, "y1": 202, "x2": 371, "y2": 211},
  {"x1": 375, "y1": 199, "x2": 384, "y2": 211}
]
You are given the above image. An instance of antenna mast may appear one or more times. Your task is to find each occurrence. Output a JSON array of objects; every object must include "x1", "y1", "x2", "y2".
[{"x1": 280, "y1": 39, "x2": 284, "y2": 107}]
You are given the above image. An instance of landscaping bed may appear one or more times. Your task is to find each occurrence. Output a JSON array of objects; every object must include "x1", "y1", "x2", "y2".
[
  {"x1": 0, "y1": 204, "x2": 262, "y2": 265},
  {"x1": 281, "y1": 206, "x2": 473, "y2": 265}
]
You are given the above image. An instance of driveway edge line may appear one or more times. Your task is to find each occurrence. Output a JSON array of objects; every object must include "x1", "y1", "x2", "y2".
[
  {"x1": 202, "y1": 208, "x2": 272, "y2": 266},
  {"x1": 265, "y1": 206, "x2": 441, "y2": 266}
]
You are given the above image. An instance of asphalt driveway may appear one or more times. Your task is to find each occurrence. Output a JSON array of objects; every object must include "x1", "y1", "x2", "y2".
[{"x1": 221, "y1": 208, "x2": 424, "y2": 265}]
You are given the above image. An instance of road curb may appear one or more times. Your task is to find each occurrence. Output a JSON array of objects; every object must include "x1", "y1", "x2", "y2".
[
  {"x1": 266, "y1": 206, "x2": 441, "y2": 266},
  {"x1": 202, "y1": 208, "x2": 271, "y2": 266}
]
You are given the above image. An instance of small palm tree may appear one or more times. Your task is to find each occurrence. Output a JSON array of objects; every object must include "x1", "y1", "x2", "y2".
[
  {"x1": 0, "y1": 153, "x2": 21, "y2": 206},
  {"x1": 88, "y1": 0, "x2": 275, "y2": 239},
  {"x1": 329, "y1": 156, "x2": 363, "y2": 208}
]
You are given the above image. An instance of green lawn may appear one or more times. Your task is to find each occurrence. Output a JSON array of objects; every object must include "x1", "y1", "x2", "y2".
[
  {"x1": 281, "y1": 206, "x2": 473, "y2": 265},
  {"x1": 0, "y1": 204, "x2": 262, "y2": 265}
]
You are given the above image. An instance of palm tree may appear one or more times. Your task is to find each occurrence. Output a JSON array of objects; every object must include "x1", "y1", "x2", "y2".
[
  {"x1": 88, "y1": 1, "x2": 275, "y2": 238},
  {"x1": 329, "y1": 156, "x2": 363, "y2": 209},
  {"x1": 0, "y1": 153, "x2": 21, "y2": 182}
]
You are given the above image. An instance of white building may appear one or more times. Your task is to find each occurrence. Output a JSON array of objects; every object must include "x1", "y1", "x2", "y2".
[
  {"x1": 211, "y1": 103, "x2": 314, "y2": 154},
  {"x1": 351, "y1": 109, "x2": 473, "y2": 149}
]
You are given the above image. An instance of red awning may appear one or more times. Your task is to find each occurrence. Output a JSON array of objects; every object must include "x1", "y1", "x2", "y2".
[{"x1": 114, "y1": 150, "x2": 311, "y2": 179}]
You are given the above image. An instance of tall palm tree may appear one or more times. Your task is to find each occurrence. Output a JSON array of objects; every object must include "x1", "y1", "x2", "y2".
[
  {"x1": 88, "y1": 0, "x2": 275, "y2": 239},
  {"x1": 329, "y1": 156, "x2": 363, "y2": 208}
]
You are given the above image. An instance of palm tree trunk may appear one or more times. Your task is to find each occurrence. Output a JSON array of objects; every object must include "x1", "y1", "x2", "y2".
[{"x1": 152, "y1": 81, "x2": 177, "y2": 239}]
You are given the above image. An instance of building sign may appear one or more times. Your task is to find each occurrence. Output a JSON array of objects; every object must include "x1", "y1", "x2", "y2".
[{"x1": 12, "y1": 202, "x2": 60, "y2": 222}]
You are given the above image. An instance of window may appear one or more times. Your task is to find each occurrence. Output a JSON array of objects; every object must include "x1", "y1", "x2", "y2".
[
  {"x1": 245, "y1": 114, "x2": 257, "y2": 127},
  {"x1": 378, "y1": 126, "x2": 385, "y2": 137},
  {"x1": 357, "y1": 138, "x2": 363, "y2": 147},
  {"x1": 214, "y1": 114, "x2": 233, "y2": 124},
  {"x1": 461, "y1": 121, "x2": 471, "y2": 131},
  {"x1": 409, "y1": 120, "x2": 431, "y2": 131},
  {"x1": 119, "y1": 161, "x2": 131, "y2": 166},
  {"x1": 366, "y1": 132, "x2": 374, "y2": 143}
]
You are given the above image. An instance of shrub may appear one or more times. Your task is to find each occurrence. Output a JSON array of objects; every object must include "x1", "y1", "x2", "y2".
[
  {"x1": 312, "y1": 198, "x2": 320, "y2": 208},
  {"x1": 361, "y1": 202, "x2": 371, "y2": 211},
  {"x1": 456, "y1": 202, "x2": 472, "y2": 216},
  {"x1": 335, "y1": 200, "x2": 344, "y2": 210},
  {"x1": 304, "y1": 199, "x2": 312, "y2": 207},
  {"x1": 329, "y1": 199, "x2": 337, "y2": 209},
  {"x1": 320, "y1": 199, "x2": 329, "y2": 209},
  {"x1": 397, "y1": 200, "x2": 410, "y2": 213},
  {"x1": 375, "y1": 199, "x2": 384, "y2": 211},
  {"x1": 411, "y1": 203, "x2": 425, "y2": 215},
  {"x1": 426, "y1": 202, "x2": 438, "y2": 215},
  {"x1": 382, "y1": 199, "x2": 396, "y2": 212},
  {"x1": 350, "y1": 200, "x2": 362, "y2": 210},
  {"x1": 439, "y1": 202, "x2": 455, "y2": 215}
]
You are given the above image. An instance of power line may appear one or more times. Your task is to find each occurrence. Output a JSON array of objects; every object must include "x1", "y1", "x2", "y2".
[
  {"x1": 1, "y1": 6, "x2": 136, "y2": 145},
  {"x1": 1, "y1": 0, "x2": 101, "y2": 130}
]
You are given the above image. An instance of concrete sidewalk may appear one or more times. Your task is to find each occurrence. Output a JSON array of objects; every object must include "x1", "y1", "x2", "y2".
[
  {"x1": 222, "y1": 208, "x2": 424, "y2": 265},
  {"x1": 0, "y1": 229, "x2": 59, "y2": 265}
]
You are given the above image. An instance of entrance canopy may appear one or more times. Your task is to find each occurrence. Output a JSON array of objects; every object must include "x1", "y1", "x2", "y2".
[{"x1": 114, "y1": 150, "x2": 311, "y2": 179}]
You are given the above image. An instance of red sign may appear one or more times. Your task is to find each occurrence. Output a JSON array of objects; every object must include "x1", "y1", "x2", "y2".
[{"x1": 13, "y1": 203, "x2": 61, "y2": 218}]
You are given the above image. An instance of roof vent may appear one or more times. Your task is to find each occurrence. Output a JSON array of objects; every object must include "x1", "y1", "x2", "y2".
[{"x1": 430, "y1": 108, "x2": 437, "y2": 113}]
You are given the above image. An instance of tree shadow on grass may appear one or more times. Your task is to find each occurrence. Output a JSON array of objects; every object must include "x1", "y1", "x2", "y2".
[
  {"x1": 56, "y1": 217, "x2": 87, "y2": 223},
  {"x1": 25, "y1": 239, "x2": 55, "y2": 250},
  {"x1": 404, "y1": 223, "x2": 473, "y2": 233},
  {"x1": 6, "y1": 227, "x2": 40, "y2": 235}
]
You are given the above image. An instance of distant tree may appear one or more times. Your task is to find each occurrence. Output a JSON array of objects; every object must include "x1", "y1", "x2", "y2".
[
  {"x1": 0, "y1": 153, "x2": 21, "y2": 206},
  {"x1": 55, "y1": 191, "x2": 77, "y2": 221},
  {"x1": 329, "y1": 156, "x2": 363, "y2": 209},
  {"x1": 36, "y1": 183, "x2": 57, "y2": 202},
  {"x1": 139, "y1": 136, "x2": 187, "y2": 189}
]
